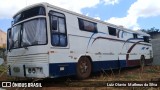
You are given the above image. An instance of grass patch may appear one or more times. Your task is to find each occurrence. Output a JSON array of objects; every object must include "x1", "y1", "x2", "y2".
[
  {"x1": 145, "y1": 69, "x2": 159, "y2": 73},
  {"x1": 0, "y1": 65, "x2": 7, "y2": 72},
  {"x1": 124, "y1": 74, "x2": 137, "y2": 79}
]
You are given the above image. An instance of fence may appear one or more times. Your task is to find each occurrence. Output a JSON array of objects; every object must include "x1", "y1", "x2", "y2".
[{"x1": 151, "y1": 38, "x2": 160, "y2": 65}]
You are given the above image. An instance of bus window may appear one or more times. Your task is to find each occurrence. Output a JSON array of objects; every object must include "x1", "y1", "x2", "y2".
[
  {"x1": 133, "y1": 33, "x2": 138, "y2": 39},
  {"x1": 137, "y1": 35, "x2": 143, "y2": 38},
  {"x1": 108, "y1": 27, "x2": 116, "y2": 36},
  {"x1": 78, "y1": 18, "x2": 97, "y2": 33},
  {"x1": 13, "y1": 6, "x2": 45, "y2": 24},
  {"x1": 22, "y1": 18, "x2": 47, "y2": 46},
  {"x1": 122, "y1": 31, "x2": 133, "y2": 40},
  {"x1": 51, "y1": 17, "x2": 58, "y2": 30},
  {"x1": 12, "y1": 25, "x2": 21, "y2": 48},
  {"x1": 143, "y1": 36, "x2": 149, "y2": 43},
  {"x1": 49, "y1": 11, "x2": 67, "y2": 47}
]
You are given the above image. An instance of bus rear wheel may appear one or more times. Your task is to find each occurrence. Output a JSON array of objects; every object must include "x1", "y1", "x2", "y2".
[{"x1": 76, "y1": 57, "x2": 91, "y2": 79}]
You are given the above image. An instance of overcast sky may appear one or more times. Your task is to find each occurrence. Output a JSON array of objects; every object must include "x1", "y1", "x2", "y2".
[{"x1": 0, "y1": 0, "x2": 160, "y2": 32}]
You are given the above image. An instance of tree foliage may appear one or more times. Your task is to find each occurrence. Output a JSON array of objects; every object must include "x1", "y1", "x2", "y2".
[{"x1": 140, "y1": 27, "x2": 160, "y2": 34}]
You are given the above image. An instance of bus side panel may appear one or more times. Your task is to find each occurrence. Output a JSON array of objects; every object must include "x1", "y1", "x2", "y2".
[
  {"x1": 126, "y1": 42, "x2": 141, "y2": 66},
  {"x1": 49, "y1": 62, "x2": 76, "y2": 78},
  {"x1": 126, "y1": 41, "x2": 152, "y2": 66}
]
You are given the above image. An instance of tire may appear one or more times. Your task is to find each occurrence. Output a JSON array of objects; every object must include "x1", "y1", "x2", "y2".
[
  {"x1": 140, "y1": 56, "x2": 145, "y2": 67},
  {"x1": 76, "y1": 57, "x2": 92, "y2": 79}
]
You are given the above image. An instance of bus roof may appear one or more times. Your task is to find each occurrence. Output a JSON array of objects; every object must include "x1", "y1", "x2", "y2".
[{"x1": 13, "y1": 2, "x2": 150, "y2": 37}]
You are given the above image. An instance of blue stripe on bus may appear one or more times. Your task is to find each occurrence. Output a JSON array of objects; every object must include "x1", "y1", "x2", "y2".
[
  {"x1": 92, "y1": 60, "x2": 126, "y2": 72},
  {"x1": 87, "y1": 32, "x2": 107, "y2": 49},
  {"x1": 49, "y1": 60, "x2": 126, "y2": 78}
]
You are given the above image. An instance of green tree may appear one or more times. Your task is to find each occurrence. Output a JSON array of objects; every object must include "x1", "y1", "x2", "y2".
[{"x1": 140, "y1": 27, "x2": 160, "y2": 34}]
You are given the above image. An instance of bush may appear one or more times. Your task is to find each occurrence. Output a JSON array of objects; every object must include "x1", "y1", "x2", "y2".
[{"x1": 0, "y1": 48, "x2": 6, "y2": 58}]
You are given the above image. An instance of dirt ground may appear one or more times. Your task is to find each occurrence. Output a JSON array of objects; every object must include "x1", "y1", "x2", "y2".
[{"x1": 0, "y1": 65, "x2": 160, "y2": 90}]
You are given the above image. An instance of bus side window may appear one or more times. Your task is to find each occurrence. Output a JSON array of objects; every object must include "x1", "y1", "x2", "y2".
[
  {"x1": 133, "y1": 33, "x2": 138, "y2": 39},
  {"x1": 49, "y1": 11, "x2": 67, "y2": 47},
  {"x1": 143, "y1": 36, "x2": 149, "y2": 43},
  {"x1": 51, "y1": 17, "x2": 58, "y2": 30},
  {"x1": 108, "y1": 27, "x2": 116, "y2": 36},
  {"x1": 78, "y1": 18, "x2": 97, "y2": 33},
  {"x1": 122, "y1": 31, "x2": 133, "y2": 40}
]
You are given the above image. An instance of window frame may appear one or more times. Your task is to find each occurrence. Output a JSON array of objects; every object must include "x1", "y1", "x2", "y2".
[
  {"x1": 49, "y1": 10, "x2": 68, "y2": 47},
  {"x1": 78, "y1": 18, "x2": 97, "y2": 33}
]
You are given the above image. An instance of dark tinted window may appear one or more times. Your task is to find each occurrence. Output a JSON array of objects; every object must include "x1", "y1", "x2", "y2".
[
  {"x1": 13, "y1": 6, "x2": 45, "y2": 24},
  {"x1": 143, "y1": 36, "x2": 149, "y2": 43},
  {"x1": 78, "y1": 18, "x2": 97, "y2": 32},
  {"x1": 108, "y1": 27, "x2": 116, "y2": 36},
  {"x1": 133, "y1": 33, "x2": 138, "y2": 38}
]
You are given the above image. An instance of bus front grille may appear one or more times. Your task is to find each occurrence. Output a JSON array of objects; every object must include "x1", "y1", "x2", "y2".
[{"x1": 8, "y1": 54, "x2": 48, "y2": 64}]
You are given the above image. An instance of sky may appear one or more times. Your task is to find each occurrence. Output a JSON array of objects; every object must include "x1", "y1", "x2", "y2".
[{"x1": 0, "y1": 0, "x2": 160, "y2": 32}]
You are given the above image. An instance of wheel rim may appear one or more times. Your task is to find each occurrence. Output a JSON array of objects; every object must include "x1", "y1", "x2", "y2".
[
  {"x1": 77, "y1": 57, "x2": 91, "y2": 79},
  {"x1": 79, "y1": 60, "x2": 88, "y2": 74}
]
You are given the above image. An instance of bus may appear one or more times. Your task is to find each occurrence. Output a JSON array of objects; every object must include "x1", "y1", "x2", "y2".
[{"x1": 7, "y1": 2, "x2": 153, "y2": 79}]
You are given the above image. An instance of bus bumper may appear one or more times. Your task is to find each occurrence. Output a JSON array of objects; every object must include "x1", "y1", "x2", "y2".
[{"x1": 8, "y1": 63, "x2": 49, "y2": 78}]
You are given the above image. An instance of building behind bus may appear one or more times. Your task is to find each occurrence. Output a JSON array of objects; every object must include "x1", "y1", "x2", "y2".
[{"x1": 0, "y1": 29, "x2": 6, "y2": 48}]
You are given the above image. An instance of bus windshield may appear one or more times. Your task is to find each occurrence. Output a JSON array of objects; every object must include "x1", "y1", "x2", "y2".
[
  {"x1": 9, "y1": 6, "x2": 47, "y2": 49},
  {"x1": 11, "y1": 18, "x2": 47, "y2": 49},
  {"x1": 13, "y1": 6, "x2": 45, "y2": 24}
]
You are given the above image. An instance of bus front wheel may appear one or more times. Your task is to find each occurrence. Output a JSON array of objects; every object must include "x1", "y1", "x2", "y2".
[{"x1": 76, "y1": 57, "x2": 91, "y2": 79}]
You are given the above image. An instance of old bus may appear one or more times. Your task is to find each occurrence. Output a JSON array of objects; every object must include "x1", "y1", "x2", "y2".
[{"x1": 7, "y1": 3, "x2": 153, "y2": 79}]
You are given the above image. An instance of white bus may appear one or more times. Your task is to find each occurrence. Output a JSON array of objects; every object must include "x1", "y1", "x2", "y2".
[{"x1": 7, "y1": 3, "x2": 153, "y2": 79}]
